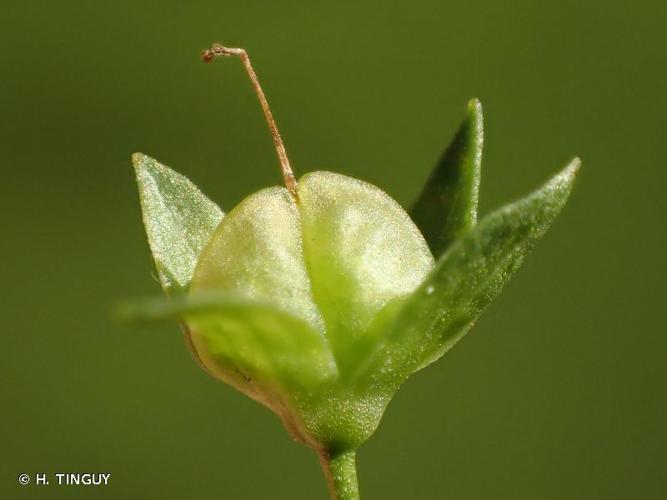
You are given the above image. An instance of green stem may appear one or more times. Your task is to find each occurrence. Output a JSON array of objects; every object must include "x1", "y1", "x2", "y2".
[{"x1": 319, "y1": 450, "x2": 360, "y2": 500}]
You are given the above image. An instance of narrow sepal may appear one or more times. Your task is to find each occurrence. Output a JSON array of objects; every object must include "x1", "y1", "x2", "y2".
[
  {"x1": 116, "y1": 293, "x2": 338, "y2": 392},
  {"x1": 365, "y1": 158, "x2": 580, "y2": 383},
  {"x1": 410, "y1": 99, "x2": 483, "y2": 256}
]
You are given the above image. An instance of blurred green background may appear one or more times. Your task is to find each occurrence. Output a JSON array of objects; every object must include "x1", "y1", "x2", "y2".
[{"x1": 2, "y1": 0, "x2": 665, "y2": 498}]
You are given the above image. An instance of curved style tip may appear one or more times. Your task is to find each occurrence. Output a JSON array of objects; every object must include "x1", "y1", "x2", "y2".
[
  {"x1": 201, "y1": 49, "x2": 214, "y2": 63},
  {"x1": 201, "y1": 42, "x2": 298, "y2": 198}
]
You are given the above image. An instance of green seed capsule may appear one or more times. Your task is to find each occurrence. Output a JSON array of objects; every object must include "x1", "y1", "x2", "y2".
[{"x1": 129, "y1": 43, "x2": 579, "y2": 500}]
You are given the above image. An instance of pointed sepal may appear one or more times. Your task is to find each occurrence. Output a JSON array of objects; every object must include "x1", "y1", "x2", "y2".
[
  {"x1": 364, "y1": 158, "x2": 580, "y2": 384},
  {"x1": 410, "y1": 99, "x2": 483, "y2": 256},
  {"x1": 133, "y1": 153, "x2": 224, "y2": 292}
]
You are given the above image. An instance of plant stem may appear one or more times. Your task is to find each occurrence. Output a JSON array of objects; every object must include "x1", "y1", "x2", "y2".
[{"x1": 319, "y1": 450, "x2": 360, "y2": 500}]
